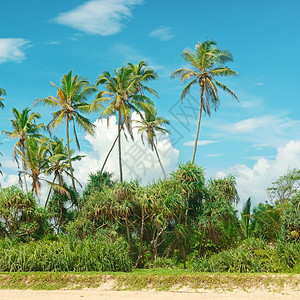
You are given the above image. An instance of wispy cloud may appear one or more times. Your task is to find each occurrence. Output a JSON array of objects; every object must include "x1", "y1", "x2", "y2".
[
  {"x1": 184, "y1": 140, "x2": 218, "y2": 146},
  {"x1": 112, "y1": 43, "x2": 164, "y2": 70},
  {"x1": 0, "y1": 38, "x2": 31, "y2": 64},
  {"x1": 215, "y1": 114, "x2": 300, "y2": 149},
  {"x1": 46, "y1": 41, "x2": 61, "y2": 45},
  {"x1": 222, "y1": 116, "x2": 300, "y2": 134},
  {"x1": 254, "y1": 82, "x2": 264, "y2": 86},
  {"x1": 149, "y1": 26, "x2": 175, "y2": 41},
  {"x1": 206, "y1": 153, "x2": 224, "y2": 157},
  {"x1": 55, "y1": 0, "x2": 143, "y2": 36}
]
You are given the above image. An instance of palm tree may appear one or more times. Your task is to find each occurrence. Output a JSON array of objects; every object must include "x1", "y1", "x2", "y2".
[
  {"x1": 16, "y1": 137, "x2": 50, "y2": 201},
  {"x1": 16, "y1": 137, "x2": 70, "y2": 203},
  {"x1": 0, "y1": 88, "x2": 6, "y2": 108},
  {"x1": 241, "y1": 197, "x2": 252, "y2": 239},
  {"x1": 34, "y1": 71, "x2": 96, "y2": 195},
  {"x1": 2, "y1": 108, "x2": 44, "y2": 192},
  {"x1": 134, "y1": 107, "x2": 170, "y2": 179},
  {"x1": 45, "y1": 137, "x2": 83, "y2": 208},
  {"x1": 172, "y1": 40, "x2": 239, "y2": 163},
  {"x1": 94, "y1": 64, "x2": 157, "y2": 182}
]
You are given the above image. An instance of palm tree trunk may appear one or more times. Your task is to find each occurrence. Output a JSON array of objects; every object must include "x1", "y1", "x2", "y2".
[
  {"x1": 66, "y1": 115, "x2": 77, "y2": 197},
  {"x1": 100, "y1": 120, "x2": 125, "y2": 173},
  {"x1": 21, "y1": 146, "x2": 28, "y2": 193},
  {"x1": 100, "y1": 134, "x2": 119, "y2": 173},
  {"x1": 118, "y1": 110, "x2": 123, "y2": 182},
  {"x1": 154, "y1": 144, "x2": 166, "y2": 179},
  {"x1": 191, "y1": 87, "x2": 204, "y2": 163},
  {"x1": 45, "y1": 173, "x2": 57, "y2": 209},
  {"x1": 22, "y1": 159, "x2": 28, "y2": 193}
]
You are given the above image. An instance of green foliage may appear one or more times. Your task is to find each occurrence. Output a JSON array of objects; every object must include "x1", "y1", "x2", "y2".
[
  {"x1": 47, "y1": 185, "x2": 77, "y2": 233},
  {"x1": 194, "y1": 238, "x2": 300, "y2": 273},
  {"x1": 250, "y1": 202, "x2": 281, "y2": 241},
  {"x1": 241, "y1": 197, "x2": 252, "y2": 239},
  {"x1": 267, "y1": 169, "x2": 300, "y2": 204},
  {"x1": 0, "y1": 186, "x2": 48, "y2": 240},
  {"x1": 280, "y1": 191, "x2": 300, "y2": 241},
  {"x1": 82, "y1": 171, "x2": 115, "y2": 199},
  {"x1": 0, "y1": 235, "x2": 132, "y2": 272},
  {"x1": 208, "y1": 175, "x2": 240, "y2": 205}
]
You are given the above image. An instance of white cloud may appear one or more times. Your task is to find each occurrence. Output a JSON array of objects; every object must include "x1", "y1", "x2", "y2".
[
  {"x1": 206, "y1": 154, "x2": 224, "y2": 157},
  {"x1": 0, "y1": 38, "x2": 31, "y2": 64},
  {"x1": 112, "y1": 43, "x2": 164, "y2": 71},
  {"x1": 184, "y1": 140, "x2": 217, "y2": 146},
  {"x1": 217, "y1": 140, "x2": 300, "y2": 210},
  {"x1": 73, "y1": 114, "x2": 179, "y2": 184},
  {"x1": 55, "y1": 0, "x2": 143, "y2": 36},
  {"x1": 223, "y1": 117, "x2": 265, "y2": 133},
  {"x1": 46, "y1": 41, "x2": 61, "y2": 45},
  {"x1": 149, "y1": 26, "x2": 175, "y2": 41},
  {"x1": 218, "y1": 115, "x2": 300, "y2": 149},
  {"x1": 0, "y1": 173, "x2": 18, "y2": 188}
]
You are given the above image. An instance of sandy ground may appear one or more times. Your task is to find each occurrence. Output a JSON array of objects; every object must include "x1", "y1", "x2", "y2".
[{"x1": 0, "y1": 289, "x2": 299, "y2": 300}]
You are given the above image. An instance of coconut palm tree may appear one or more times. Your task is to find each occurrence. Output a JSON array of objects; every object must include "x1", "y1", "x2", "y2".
[
  {"x1": 16, "y1": 137, "x2": 50, "y2": 201},
  {"x1": 34, "y1": 71, "x2": 96, "y2": 195},
  {"x1": 2, "y1": 108, "x2": 45, "y2": 192},
  {"x1": 134, "y1": 107, "x2": 170, "y2": 179},
  {"x1": 171, "y1": 40, "x2": 239, "y2": 163},
  {"x1": 16, "y1": 137, "x2": 70, "y2": 203},
  {"x1": 0, "y1": 88, "x2": 5, "y2": 108},
  {"x1": 44, "y1": 137, "x2": 83, "y2": 208},
  {"x1": 94, "y1": 64, "x2": 157, "y2": 182}
]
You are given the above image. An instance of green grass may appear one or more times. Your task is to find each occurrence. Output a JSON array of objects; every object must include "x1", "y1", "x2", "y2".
[{"x1": 0, "y1": 270, "x2": 299, "y2": 292}]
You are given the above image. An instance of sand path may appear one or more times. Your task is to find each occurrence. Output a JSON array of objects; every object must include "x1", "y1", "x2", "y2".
[{"x1": 0, "y1": 289, "x2": 299, "y2": 300}]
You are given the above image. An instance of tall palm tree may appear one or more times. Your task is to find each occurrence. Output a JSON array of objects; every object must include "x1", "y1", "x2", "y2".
[
  {"x1": 171, "y1": 40, "x2": 239, "y2": 163},
  {"x1": 2, "y1": 108, "x2": 44, "y2": 192},
  {"x1": 93, "y1": 64, "x2": 157, "y2": 182},
  {"x1": 134, "y1": 107, "x2": 170, "y2": 179},
  {"x1": 0, "y1": 88, "x2": 6, "y2": 108},
  {"x1": 45, "y1": 137, "x2": 83, "y2": 208},
  {"x1": 34, "y1": 71, "x2": 96, "y2": 195}
]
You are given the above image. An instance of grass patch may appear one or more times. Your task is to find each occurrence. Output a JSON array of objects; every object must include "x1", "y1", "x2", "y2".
[{"x1": 0, "y1": 270, "x2": 299, "y2": 292}]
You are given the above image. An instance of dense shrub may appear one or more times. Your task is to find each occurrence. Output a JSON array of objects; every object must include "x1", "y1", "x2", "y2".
[
  {"x1": 193, "y1": 238, "x2": 300, "y2": 273},
  {"x1": 0, "y1": 186, "x2": 49, "y2": 240},
  {"x1": 0, "y1": 236, "x2": 132, "y2": 272}
]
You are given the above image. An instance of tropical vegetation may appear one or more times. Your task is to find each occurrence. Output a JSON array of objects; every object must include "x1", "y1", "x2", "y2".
[{"x1": 0, "y1": 41, "x2": 298, "y2": 274}]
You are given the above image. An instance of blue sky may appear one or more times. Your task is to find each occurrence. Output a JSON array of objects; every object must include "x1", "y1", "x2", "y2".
[{"x1": 1, "y1": 0, "x2": 300, "y2": 205}]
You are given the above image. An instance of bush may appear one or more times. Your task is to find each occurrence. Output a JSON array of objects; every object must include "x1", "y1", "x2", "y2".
[
  {"x1": 193, "y1": 238, "x2": 300, "y2": 273},
  {"x1": 0, "y1": 186, "x2": 48, "y2": 240},
  {"x1": 0, "y1": 236, "x2": 132, "y2": 272}
]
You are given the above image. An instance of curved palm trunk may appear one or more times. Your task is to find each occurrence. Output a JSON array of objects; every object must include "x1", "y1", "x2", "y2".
[
  {"x1": 191, "y1": 87, "x2": 204, "y2": 163},
  {"x1": 66, "y1": 116, "x2": 77, "y2": 197},
  {"x1": 45, "y1": 172, "x2": 58, "y2": 209},
  {"x1": 21, "y1": 145, "x2": 28, "y2": 193},
  {"x1": 154, "y1": 144, "x2": 167, "y2": 179},
  {"x1": 100, "y1": 133, "x2": 119, "y2": 173},
  {"x1": 22, "y1": 159, "x2": 29, "y2": 193},
  {"x1": 118, "y1": 110, "x2": 123, "y2": 182}
]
